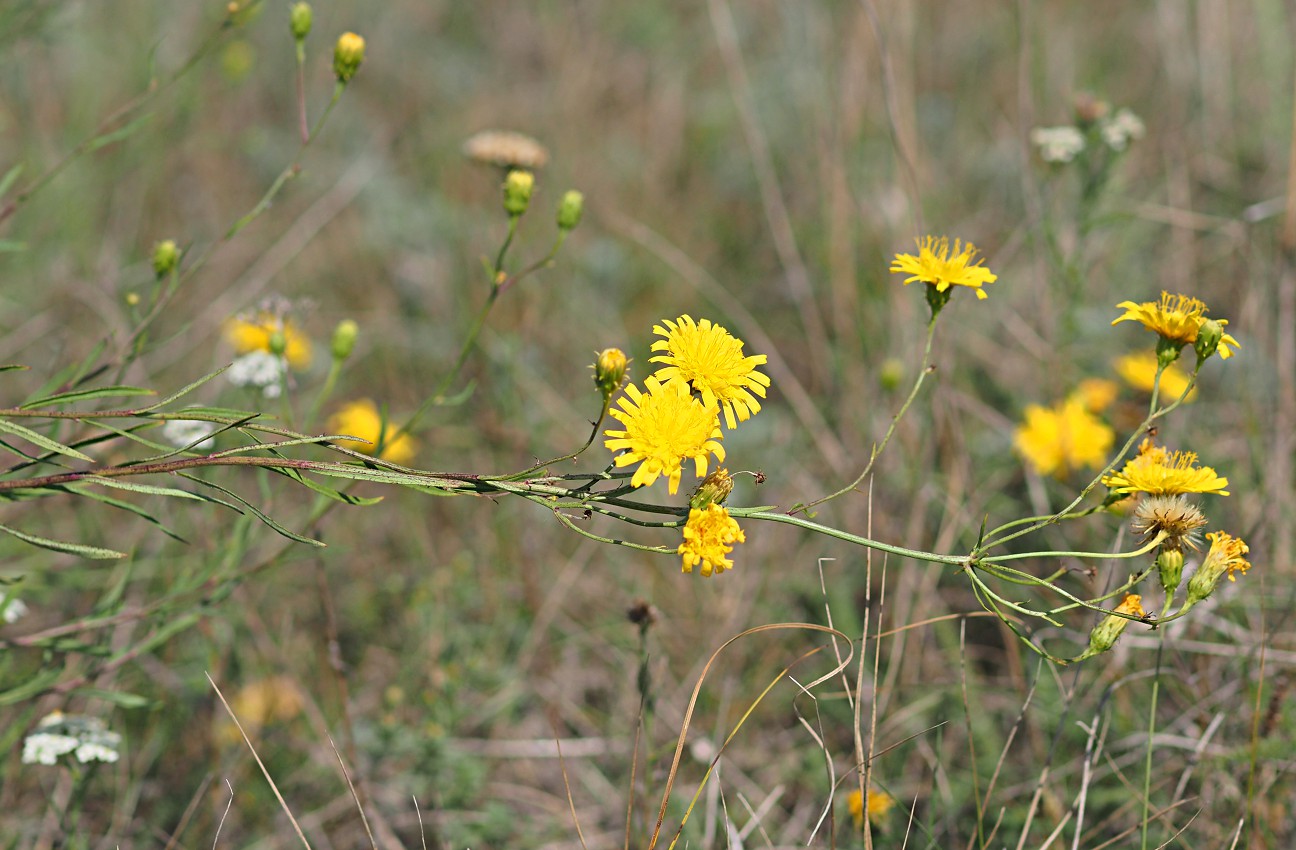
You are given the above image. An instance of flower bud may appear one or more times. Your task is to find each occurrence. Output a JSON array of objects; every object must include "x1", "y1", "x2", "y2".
[
  {"x1": 1076, "y1": 594, "x2": 1145, "y2": 661},
  {"x1": 557, "y1": 190, "x2": 584, "y2": 231},
  {"x1": 1194, "y1": 319, "x2": 1224, "y2": 362},
  {"x1": 1157, "y1": 548, "x2": 1185, "y2": 599},
  {"x1": 592, "y1": 348, "x2": 628, "y2": 400},
  {"x1": 690, "y1": 468, "x2": 734, "y2": 510},
  {"x1": 924, "y1": 282, "x2": 951, "y2": 320},
  {"x1": 1184, "y1": 531, "x2": 1251, "y2": 610},
  {"x1": 333, "y1": 32, "x2": 365, "y2": 83},
  {"x1": 1155, "y1": 335, "x2": 1183, "y2": 368},
  {"x1": 152, "y1": 239, "x2": 180, "y2": 278},
  {"x1": 290, "y1": 2, "x2": 312, "y2": 41},
  {"x1": 879, "y1": 358, "x2": 904, "y2": 392},
  {"x1": 331, "y1": 319, "x2": 359, "y2": 361},
  {"x1": 268, "y1": 329, "x2": 288, "y2": 358},
  {"x1": 503, "y1": 169, "x2": 534, "y2": 217}
]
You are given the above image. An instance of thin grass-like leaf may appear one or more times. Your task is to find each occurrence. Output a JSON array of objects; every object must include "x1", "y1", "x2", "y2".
[
  {"x1": 0, "y1": 419, "x2": 92, "y2": 461},
  {"x1": 0, "y1": 523, "x2": 125, "y2": 559},
  {"x1": 135, "y1": 366, "x2": 232, "y2": 413},
  {"x1": 177, "y1": 473, "x2": 323, "y2": 547},
  {"x1": 20, "y1": 385, "x2": 155, "y2": 410}
]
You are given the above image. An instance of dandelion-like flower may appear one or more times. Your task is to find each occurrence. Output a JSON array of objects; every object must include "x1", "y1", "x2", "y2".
[
  {"x1": 847, "y1": 787, "x2": 895, "y2": 829},
  {"x1": 225, "y1": 311, "x2": 312, "y2": 370},
  {"x1": 678, "y1": 504, "x2": 745, "y2": 577},
  {"x1": 1111, "y1": 292, "x2": 1240, "y2": 359},
  {"x1": 1114, "y1": 351, "x2": 1197, "y2": 401},
  {"x1": 1013, "y1": 398, "x2": 1114, "y2": 478},
  {"x1": 1070, "y1": 378, "x2": 1119, "y2": 414},
  {"x1": 1030, "y1": 126, "x2": 1086, "y2": 163},
  {"x1": 1102, "y1": 440, "x2": 1229, "y2": 496},
  {"x1": 1132, "y1": 494, "x2": 1207, "y2": 550},
  {"x1": 605, "y1": 376, "x2": 725, "y2": 494},
  {"x1": 650, "y1": 315, "x2": 770, "y2": 430},
  {"x1": 327, "y1": 399, "x2": 417, "y2": 465},
  {"x1": 889, "y1": 236, "x2": 997, "y2": 300}
]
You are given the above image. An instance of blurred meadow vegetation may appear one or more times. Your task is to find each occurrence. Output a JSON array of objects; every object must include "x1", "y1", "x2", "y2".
[{"x1": 1, "y1": 0, "x2": 1293, "y2": 848}]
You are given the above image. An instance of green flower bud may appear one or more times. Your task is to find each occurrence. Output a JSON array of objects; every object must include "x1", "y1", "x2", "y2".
[
  {"x1": 879, "y1": 358, "x2": 904, "y2": 392},
  {"x1": 331, "y1": 319, "x2": 359, "y2": 361},
  {"x1": 1157, "y1": 548, "x2": 1184, "y2": 599},
  {"x1": 152, "y1": 239, "x2": 180, "y2": 278},
  {"x1": 503, "y1": 169, "x2": 534, "y2": 217},
  {"x1": 925, "y1": 282, "x2": 951, "y2": 320},
  {"x1": 1075, "y1": 594, "x2": 1145, "y2": 661},
  {"x1": 268, "y1": 329, "x2": 288, "y2": 358},
  {"x1": 592, "y1": 348, "x2": 628, "y2": 400},
  {"x1": 557, "y1": 190, "x2": 584, "y2": 231},
  {"x1": 690, "y1": 468, "x2": 734, "y2": 510},
  {"x1": 1156, "y1": 335, "x2": 1183, "y2": 368},
  {"x1": 1184, "y1": 531, "x2": 1251, "y2": 611},
  {"x1": 290, "y1": 2, "x2": 312, "y2": 41},
  {"x1": 333, "y1": 32, "x2": 365, "y2": 83},
  {"x1": 1194, "y1": 318, "x2": 1224, "y2": 363}
]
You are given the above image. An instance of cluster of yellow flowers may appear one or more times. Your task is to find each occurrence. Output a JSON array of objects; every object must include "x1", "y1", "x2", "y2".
[{"x1": 603, "y1": 315, "x2": 769, "y2": 577}]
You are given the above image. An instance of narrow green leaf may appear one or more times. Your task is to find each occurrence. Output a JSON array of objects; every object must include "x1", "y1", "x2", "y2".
[
  {"x1": 0, "y1": 364, "x2": 29, "y2": 373},
  {"x1": 0, "y1": 667, "x2": 64, "y2": 705},
  {"x1": 437, "y1": 378, "x2": 477, "y2": 407},
  {"x1": 71, "y1": 688, "x2": 152, "y2": 709},
  {"x1": 0, "y1": 524, "x2": 125, "y2": 559},
  {"x1": 177, "y1": 473, "x2": 324, "y2": 547},
  {"x1": 270, "y1": 466, "x2": 384, "y2": 506},
  {"x1": 85, "y1": 113, "x2": 154, "y2": 152},
  {"x1": 80, "y1": 476, "x2": 207, "y2": 501},
  {"x1": 20, "y1": 385, "x2": 155, "y2": 410},
  {"x1": 63, "y1": 485, "x2": 188, "y2": 544},
  {"x1": 0, "y1": 163, "x2": 23, "y2": 197},
  {"x1": 0, "y1": 419, "x2": 92, "y2": 461},
  {"x1": 0, "y1": 240, "x2": 25, "y2": 253},
  {"x1": 135, "y1": 367, "x2": 231, "y2": 413}
]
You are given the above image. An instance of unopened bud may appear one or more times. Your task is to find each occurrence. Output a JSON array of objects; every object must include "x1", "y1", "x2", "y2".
[
  {"x1": 290, "y1": 2, "x2": 312, "y2": 40},
  {"x1": 1076, "y1": 594, "x2": 1145, "y2": 661},
  {"x1": 879, "y1": 358, "x2": 904, "y2": 392},
  {"x1": 690, "y1": 468, "x2": 734, "y2": 510},
  {"x1": 503, "y1": 169, "x2": 534, "y2": 217},
  {"x1": 1155, "y1": 335, "x2": 1183, "y2": 368},
  {"x1": 1157, "y1": 548, "x2": 1185, "y2": 599},
  {"x1": 593, "y1": 348, "x2": 628, "y2": 399},
  {"x1": 268, "y1": 329, "x2": 288, "y2": 358},
  {"x1": 1194, "y1": 319, "x2": 1224, "y2": 363},
  {"x1": 333, "y1": 32, "x2": 365, "y2": 83},
  {"x1": 331, "y1": 319, "x2": 359, "y2": 361},
  {"x1": 152, "y1": 239, "x2": 180, "y2": 278},
  {"x1": 557, "y1": 190, "x2": 584, "y2": 231}
]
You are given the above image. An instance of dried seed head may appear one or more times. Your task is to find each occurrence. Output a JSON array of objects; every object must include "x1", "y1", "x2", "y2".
[
  {"x1": 1132, "y1": 494, "x2": 1207, "y2": 551},
  {"x1": 462, "y1": 130, "x2": 549, "y2": 171}
]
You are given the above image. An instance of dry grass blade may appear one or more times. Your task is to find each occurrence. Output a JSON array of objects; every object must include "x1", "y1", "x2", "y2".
[{"x1": 328, "y1": 735, "x2": 377, "y2": 850}]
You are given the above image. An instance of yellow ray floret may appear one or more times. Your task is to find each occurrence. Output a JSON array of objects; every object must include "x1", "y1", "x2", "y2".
[
  {"x1": 678, "y1": 504, "x2": 745, "y2": 577},
  {"x1": 1102, "y1": 439, "x2": 1229, "y2": 496},
  {"x1": 1113, "y1": 351, "x2": 1197, "y2": 401},
  {"x1": 650, "y1": 315, "x2": 771, "y2": 430},
  {"x1": 604, "y1": 376, "x2": 725, "y2": 494},
  {"x1": 1013, "y1": 398, "x2": 1114, "y2": 478},
  {"x1": 1111, "y1": 291, "x2": 1240, "y2": 358},
  {"x1": 327, "y1": 399, "x2": 417, "y2": 464},
  {"x1": 889, "y1": 236, "x2": 997, "y2": 300}
]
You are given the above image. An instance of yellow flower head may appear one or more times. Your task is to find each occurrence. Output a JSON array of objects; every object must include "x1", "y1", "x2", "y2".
[
  {"x1": 889, "y1": 236, "x2": 997, "y2": 300},
  {"x1": 1186, "y1": 531, "x2": 1252, "y2": 608},
  {"x1": 678, "y1": 504, "x2": 745, "y2": 577},
  {"x1": 215, "y1": 675, "x2": 303, "y2": 746},
  {"x1": 1070, "y1": 378, "x2": 1119, "y2": 414},
  {"x1": 1013, "y1": 398, "x2": 1115, "y2": 478},
  {"x1": 1114, "y1": 351, "x2": 1196, "y2": 401},
  {"x1": 847, "y1": 787, "x2": 895, "y2": 829},
  {"x1": 1111, "y1": 292, "x2": 1240, "y2": 359},
  {"x1": 650, "y1": 315, "x2": 770, "y2": 430},
  {"x1": 1102, "y1": 440, "x2": 1229, "y2": 496},
  {"x1": 225, "y1": 312, "x2": 312, "y2": 371},
  {"x1": 327, "y1": 399, "x2": 417, "y2": 465},
  {"x1": 605, "y1": 376, "x2": 725, "y2": 494}
]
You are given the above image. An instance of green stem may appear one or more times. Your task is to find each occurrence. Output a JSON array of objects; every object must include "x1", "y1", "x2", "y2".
[
  {"x1": 734, "y1": 509, "x2": 965, "y2": 565},
  {"x1": 1141, "y1": 635, "x2": 1164, "y2": 850}
]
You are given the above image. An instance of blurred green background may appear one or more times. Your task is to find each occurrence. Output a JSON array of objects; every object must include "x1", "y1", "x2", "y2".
[{"x1": 1, "y1": 0, "x2": 1292, "y2": 847}]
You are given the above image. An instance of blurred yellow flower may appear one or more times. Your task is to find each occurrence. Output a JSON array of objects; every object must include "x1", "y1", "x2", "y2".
[
  {"x1": 678, "y1": 504, "x2": 745, "y2": 577},
  {"x1": 1114, "y1": 351, "x2": 1196, "y2": 401},
  {"x1": 1013, "y1": 398, "x2": 1114, "y2": 478},
  {"x1": 225, "y1": 312, "x2": 312, "y2": 370},
  {"x1": 650, "y1": 315, "x2": 770, "y2": 430},
  {"x1": 604, "y1": 376, "x2": 725, "y2": 494},
  {"x1": 1112, "y1": 291, "x2": 1239, "y2": 359},
  {"x1": 214, "y1": 676, "x2": 303, "y2": 746},
  {"x1": 1069, "y1": 378, "x2": 1118, "y2": 413},
  {"x1": 327, "y1": 399, "x2": 417, "y2": 464},
  {"x1": 847, "y1": 787, "x2": 895, "y2": 828},
  {"x1": 889, "y1": 236, "x2": 997, "y2": 300},
  {"x1": 1102, "y1": 440, "x2": 1229, "y2": 496}
]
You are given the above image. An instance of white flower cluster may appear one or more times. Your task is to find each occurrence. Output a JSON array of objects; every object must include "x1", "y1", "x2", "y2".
[
  {"x1": 228, "y1": 351, "x2": 287, "y2": 398},
  {"x1": 1030, "y1": 126, "x2": 1086, "y2": 164},
  {"x1": 1100, "y1": 108, "x2": 1146, "y2": 152},
  {"x1": 21, "y1": 712, "x2": 122, "y2": 766},
  {"x1": 161, "y1": 418, "x2": 217, "y2": 450},
  {"x1": 1, "y1": 593, "x2": 27, "y2": 624}
]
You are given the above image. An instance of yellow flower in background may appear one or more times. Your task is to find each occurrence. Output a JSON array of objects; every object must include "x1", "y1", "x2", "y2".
[
  {"x1": 847, "y1": 787, "x2": 895, "y2": 829},
  {"x1": 1114, "y1": 351, "x2": 1196, "y2": 401},
  {"x1": 650, "y1": 315, "x2": 770, "y2": 430},
  {"x1": 1013, "y1": 398, "x2": 1114, "y2": 478},
  {"x1": 1070, "y1": 378, "x2": 1118, "y2": 413},
  {"x1": 214, "y1": 676, "x2": 303, "y2": 746},
  {"x1": 678, "y1": 504, "x2": 745, "y2": 577},
  {"x1": 1111, "y1": 291, "x2": 1240, "y2": 359},
  {"x1": 889, "y1": 236, "x2": 997, "y2": 300},
  {"x1": 604, "y1": 376, "x2": 725, "y2": 494},
  {"x1": 225, "y1": 312, "x2": 312, "y2": 370},
  {"x1": 1102, "y1": 440, "x2": 1229, "y2": 496},
  {"x1": 327, "y1": 399, "x2": 417, "y2": 465}
]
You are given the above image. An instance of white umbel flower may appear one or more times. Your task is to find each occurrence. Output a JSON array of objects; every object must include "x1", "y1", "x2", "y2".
[{"x1": 1030, "y1": 126, "x2": 1086, "y2": 163}]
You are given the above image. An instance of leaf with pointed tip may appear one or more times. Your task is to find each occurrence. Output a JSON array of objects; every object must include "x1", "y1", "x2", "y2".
[
  {"x1": 0, "y1": 523, "x2": 126, "y2": 559},
  {"x1": 0, "y1": 419, "x2": 92, "y2": 461}
]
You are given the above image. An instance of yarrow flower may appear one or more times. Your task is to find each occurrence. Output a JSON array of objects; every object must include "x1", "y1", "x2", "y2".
[
  {"x1": 161, "y1": 417, "x2": 217, "y2": 450},
  {"x1": 1013, "y1": 398, "x2": 1115, "y2": 478},
  {"x1": 1100, "y1": 108, "x2": 1146, "y2": 151},
  {"x1": 847, "y1": 787, "x2": 895, "y2": 829},
  {"x1": 227, "y1": 350, "x2": 287, "y2": 398},
  {"x1": 225, "y1": 310, "x2": 312, "y2": 370},
  {"x1": 2, "y1": 593, "x2": 28, "y2": 624},
  {"x1": 678, "y1": 504, "x2": 745, "y2": 577},
  {"x1": 605, "y1": 376, "x2": 725, "y2": 494},
  {"x1": 1030, "y1": 126, "x2": 1086, "y2": 163},
  {"x1": 650, "y1": 315, "x2": 770, "y2": 430},
  {"x1": 1102, "y1": 439, "x2": 1229, "y2": 496},
  {"x1": 327, "y1": 399, "x2": 417, "y2": 465},
  {"x1": 889, "y1": 236, "x2": 997, "y2": 300},
  {"x1": 22, "y1": 712, "x2": 121, "y2": 766},
  {"x1": 1111, "y1": 292, "x2": 1239, "y2": 360},
  {"x1": 1114, "y1": 351, "x2": 1196, "y2": 401}
]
